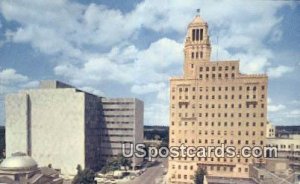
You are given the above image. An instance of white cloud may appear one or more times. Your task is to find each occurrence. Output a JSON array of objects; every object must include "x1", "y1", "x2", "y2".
[
  {"x1": 0, "y1": 68, "x2": 28, "y2": 85},
  {"x1": 54, "y1": 37, "x2": 182, "y2": 88},
  {"x1": 144, "y1": 102, "x2": 169, "y2": 125},
  {"x1": 0, "y1": 68, "x2": 38, "y2": 94},
  {"x1": 0, "y1": 0, "x2": 296, "y2": 125},
  {"x1": 269, "y1": 104, "x2": 286, "y2": 112},
  {"x1": 268, "y1": 97, "x2": 286, "y2": 112},
  {"x1": 267, "y1": 65, "x2": 294, "y2": 78},
  {"x1": 20, "y1": 80, "x2": 39, "y2": 88},
  {"x1": 79, "y1": 86, "x2": 105, "y2": 97},
  {"x1": 131, "y1": 82, "x2": 166, "y2": 95},
  {"x1": 289, "y1": 109, "x2": 300, "y2": 117}
]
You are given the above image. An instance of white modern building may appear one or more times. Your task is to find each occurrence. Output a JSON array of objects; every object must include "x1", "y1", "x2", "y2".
[{"x1": 5, "y1": 80, "x2": 144, "y2": 176}]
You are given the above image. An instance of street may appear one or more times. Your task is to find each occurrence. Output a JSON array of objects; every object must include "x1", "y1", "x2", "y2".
[{"x1": 124, "y1": 158, "x2": 168, "y2": 184}]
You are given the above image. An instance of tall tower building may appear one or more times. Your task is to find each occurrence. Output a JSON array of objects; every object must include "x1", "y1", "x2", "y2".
[{"x1": 168, "y1": 14, "x2": 268, "y2": 183}]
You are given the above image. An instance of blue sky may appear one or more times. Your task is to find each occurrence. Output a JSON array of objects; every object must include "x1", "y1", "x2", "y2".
[{"x1": 0, "y1": 0, "x2": 299, "y2": 126}]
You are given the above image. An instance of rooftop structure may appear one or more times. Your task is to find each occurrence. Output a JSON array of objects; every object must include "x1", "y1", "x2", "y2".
[{"x1": 0, "y1": 152, "x2": 63, "y2": 184}]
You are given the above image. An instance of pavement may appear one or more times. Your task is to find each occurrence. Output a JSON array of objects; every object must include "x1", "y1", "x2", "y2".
[{"x1": 123, "y1": 157, "x2": 168, "y2": 184}]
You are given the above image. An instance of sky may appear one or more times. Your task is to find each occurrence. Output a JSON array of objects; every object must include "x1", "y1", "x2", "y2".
[{"x1": 0, "y1": 0, "x2": 299, "y2": 126}]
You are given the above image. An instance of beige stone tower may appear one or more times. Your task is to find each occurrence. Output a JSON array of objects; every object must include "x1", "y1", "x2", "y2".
[{"x1": 168, "y1": 14, "x2": 268, "y2": 183}]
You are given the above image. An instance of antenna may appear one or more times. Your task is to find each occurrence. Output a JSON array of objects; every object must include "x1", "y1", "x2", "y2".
[{"x1": 196, "y1": 8, "x2": 200, "y2": 16}]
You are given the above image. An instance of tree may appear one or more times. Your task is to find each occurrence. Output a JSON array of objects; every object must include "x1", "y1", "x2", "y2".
[
  {"x1": 117, "y1": 153, "x2": 132, "y2": 171},
  {"x1": 72, "y1": 164, "x2": 96, "y2": 184},
  {"x1": 194, "y1": 167, "x2": 207, "y2": 184},
  {"x1": 100, "y1": 154, "x2": 132, "y2": 174}
]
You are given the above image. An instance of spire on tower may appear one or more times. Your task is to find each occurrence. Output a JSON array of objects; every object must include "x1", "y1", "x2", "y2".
[{"x1": 196, "y1": 8, "x2": 200, "y2": 15}]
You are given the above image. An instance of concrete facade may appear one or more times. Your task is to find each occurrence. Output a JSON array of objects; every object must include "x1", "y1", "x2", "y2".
[
  {"x1": 5, "y1": 80, "x2": 143, "y2": 176},
  {"x1": 168, "y1": 15, "x2": 268, "y2": 183},
  {"x1": 100, "y1": 98, "x2": 144, "y2": 168}
]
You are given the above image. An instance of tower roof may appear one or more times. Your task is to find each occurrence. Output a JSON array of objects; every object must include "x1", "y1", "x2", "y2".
[{"x1": 188, "y1": 15, "x2": 207, "y2": 27}]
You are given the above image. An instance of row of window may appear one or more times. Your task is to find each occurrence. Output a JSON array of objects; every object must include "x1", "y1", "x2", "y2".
[
  {"x1": 174, "y1": 94, "x2": 265, "y2": 101},
  {"x1": 102, "y1": 102, "x2": 134, "y2": 105},
  {"x1": 104, "y1": 108, "x2": 133, "y2": 111},
  {"x1": 104, "y1": 115, "x2": 134, "y2": 117},
  {"x1": 104, "y1": 128, "x2": 133, "y2": 131},
  {"x1": 171, "y1": 121, "x2": 265, "y2": 127},
  {"x1": 105, "y1": 121, "x2": 133, "y2": 124},
  {"x1": 174, "y1": 85, "x2": 265, "y2": 92},
  {"x1": 191, "y1": 28, "x2": 204, "y2": 41},
  {"x1": 268, "y1": 144, "x2": 300, "y2": 149},
  {"x1": 172, "y1": 130, "x2": 264, "y2": 136},
  {"x1": 101, "y1": 134, "x2": 132, "y2": 137},
  {"x1": 174, "y1": 103, "x2": 264, "y2": 109},
  {"x1": 170, "y1": 156, "x2": 254, "y2": 163},
  {"x1": 198, "y1": 73, "x2": 236, "y2": 79},
  {"x1": 200, "y1": 65, "x2": 236, "y2": 72},
  {"x1": 172, "y1": 162, "x2": 248, "y2": 170},
  {"x1": 171, "y1": 112, "x2": 265, "y2": 118},
  {"x1": 171, "y1": 139, "x2": 264, "y2": 145},
  {"x1": 191, "y1": 51, "x2": 203, "y2": 59},
  {"x1": 171, "y1": 166, "x2": 248, "y2": 180}
]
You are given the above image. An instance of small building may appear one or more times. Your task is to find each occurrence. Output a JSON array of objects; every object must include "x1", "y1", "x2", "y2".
[
  {"x1": 0, "y1": 152, "x2": 63, "y2": 184},
  {"x1": 266, "y1": 122, "x2": 275, "y2": 138},
  {"x1": 267, "y1": 134, "x2": 300, "y2": 160}
]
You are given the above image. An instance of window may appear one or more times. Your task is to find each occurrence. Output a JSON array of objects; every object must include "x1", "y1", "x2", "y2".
[
  {"x1": 196, "y1": 29, "x2": 200, "y2": 40},
  {"x1": 192, "y1": 29, "x2": 196, "y2": 41},
  {"x1": 200, "y1": 29, "x2": 203, "y2": 40},
  {"x1": 191, "y1": 52, "x2": 194, "y2": 59}
]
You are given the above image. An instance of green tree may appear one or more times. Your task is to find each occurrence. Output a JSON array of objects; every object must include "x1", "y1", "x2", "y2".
[
  {"x1": 72, "y1": 164, "x2": 96, "y2": 184},
  {"x1": 100, "y1": 154, "x2": 132, "y2": 174},
  {"x1": 194, "y1": 167, "x2": 207, "y2": 184},
  {"x1": 117, "y1": 153, "x2": 132, "y2": 171}
]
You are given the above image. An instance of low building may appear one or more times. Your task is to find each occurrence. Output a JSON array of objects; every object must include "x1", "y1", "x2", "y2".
[
  {"x1": 5, "y1": 80, "x2": 144, "y2": 176},
  {"x1": 266, "y1": 122, "x2": 275, "y2": 138},
  {"x1": 276, "y1": 126, "x2": 300, "y2": 137},
  {"x1": 0, "y1": 152, "x2": 63, "y2": 184},
  {"x1": 249, "y1": 160, "x2": 299, "y2": 184},
  {"x1": 267, "y1": 134, "x2": 300, "y2": 160}
]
